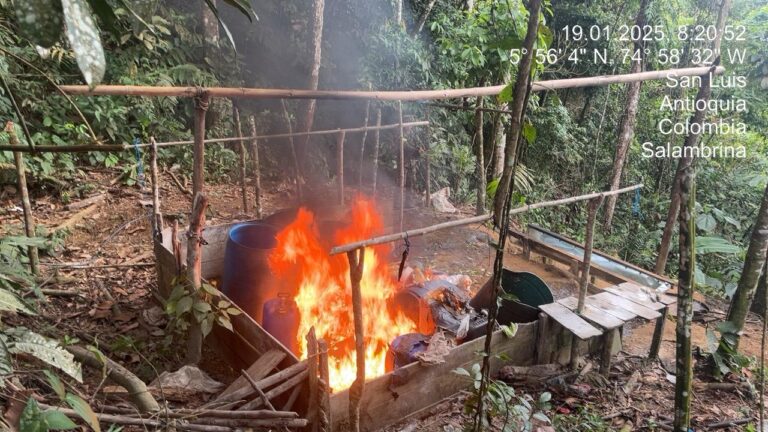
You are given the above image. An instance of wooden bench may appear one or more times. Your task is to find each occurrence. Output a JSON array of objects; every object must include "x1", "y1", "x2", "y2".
[{"x1": 537, "y1": 282, "x2": 677, "y2": 374}]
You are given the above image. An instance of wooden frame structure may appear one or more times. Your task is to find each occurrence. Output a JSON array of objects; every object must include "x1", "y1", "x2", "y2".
[{"x1": 3, "y1": 63, "x2": 721, "y2": 431}]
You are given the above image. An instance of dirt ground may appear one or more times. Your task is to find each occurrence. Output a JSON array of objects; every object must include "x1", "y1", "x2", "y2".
[{"x1": 1, "y1": 169, "x2": 765, "y2": 431}]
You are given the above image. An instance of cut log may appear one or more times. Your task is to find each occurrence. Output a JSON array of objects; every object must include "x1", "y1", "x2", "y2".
[
  {"x1": 55, "y1": 204, "x2": 101, "y2": 232},
  {"x1": 65, "y1": 193, "x2": 107, "y2": 211}
]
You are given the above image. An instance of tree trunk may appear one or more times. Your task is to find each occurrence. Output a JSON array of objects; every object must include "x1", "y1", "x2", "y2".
[
  {"x1": 722, "y1": 183, "x2": 768, "y2": 350},
  {"x1": 201, "y1": 0, "x2": 219, "y2": 46},
  {"x1": 655, "y1": 1, "x2": 731, "y2": 275},
  {"x1": 475, "y1": 1, "x2": 540, "y2": 430},
  {"x1": 491, "y1": 0, "x2": 540, "y2": 225},
  {"x1": 474, "y1": 98, "x2": 486, "y2": 216},
  {"x1": 602, "y1": 0, "x2": 649, "y2": 230},
  {"x1": 674, "y1": 2, "x2": 731, "y2": 428},
  {"x1": 674, "y1": 147, "x2": 696, "y2": 432},
  {"x1": 5, "y1": 122, "x2": 39, "y2": 275},
  {"x1": 492, "y1": 112, "x2": 506, "y2": 179},
  {"x1": 296, "y1": 0, "x2": 325, "y2": 177},
  {"x1": 750, "y1": 259, "x2": 768, "y2": 317},
  {"x1": 414, "y1": 0, "x2": 437, "y2": 34}
]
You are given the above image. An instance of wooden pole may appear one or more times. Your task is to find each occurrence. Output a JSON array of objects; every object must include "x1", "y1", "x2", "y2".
[
  {"x1": 358, "y1": 101, "x2": 371, "y2": 187},
  {"x1": 424, "y1": 107, "x2": 431, "y2": 208},
  {"x1": 5, "y1": 122, "x2": 38, "y2": 275},
  {"x1": 58, "y1": 65, "x2": 724, "y2": 101},
  {"x1": 318, "y1": 339, "x2": 331, "y2": 432},
  {"x1": 185, "y1": 193, "x2": 209, "y2": 365},
  {"x1": 330, "y1": 183, "x2": 643, "y2": 255},
  {"x1": 248, "y1": 116, "x2": 263, "y2": 219},
  {"x1": 192, "y1": 92, "x2": 210, "y2": 197},
  {"x1": 233, "y1": 105, "x2": 249, "y2": 214},
  {"x1": 577, "y1": 198, "x2": 601, "y2": 312},
  {"x1": 281, "y1": 99, "x2": 304, "y2": 200},
  {"x1": 648, "y1": 305, "x2": 667, "y2": 360},
  {"x1": 473, "y1": 98, "x2": 485, "y2": 216},
  {"x1": 307, "y1": 328, "x2": 319, "y2": 432},
  {"x1": 347, "y1": 248, "x2": 366, "y2": 432},
  {"x1": 0, "y1": 121, "x2": 429, "y2": 154},
  {"x1": 372, "y1": 109, "x2": 382, "y2": 196},
  {"x1": 571, "y1": 197, "x2": 601, "y2": 371},
  {"x1": 398, "y1": 101, "x2": 405, "y2": 232},
  {"x1": 149, "y1": 137, "x2": 163, "y2": 239},
  {"x1": 337, "y1": 130, "x2": 346, "y2": 206}
]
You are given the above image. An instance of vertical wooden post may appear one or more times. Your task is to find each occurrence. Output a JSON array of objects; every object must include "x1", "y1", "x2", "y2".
[
  {"x1": 318, "y1": 338, "x2": 331, "y2": 432},
  {"x1": 358, "y1": 101, "x2": 371, "y2": 188},
  {"x1": 347, "y1": 247, "x2": 366, "y2": 432},
  {"x1": 192, "y1": 92, "x2": 210, "y2": 197},
  {"x1": 149, "y1": 137, "x2": 163, "y2": 239},
  {"x1": 473, "y1": 97, "x2": 485, "y2": 216},
  {"x1": 397, "y1": 101, "x2": 405, "y2": 232},
  {"x1": 233, "y1": 105, "x2": 249, "y2": 214},
  {"x1": 281, "y1": 99, "x2": 304, "y2": 201},
  {"x1": 535, "y1": 312, "x2": 552, "y2": 364},
  {"x1": 307, "y1": 327, "x2": 319, "y2": 432},
  {"x1": 600, "y1": 328, "x2": 618, "y2": 376},
  {"x1": 371, "y1": 109, "x2": 382, "y2": 196},
  {"x1": 5, "y1": 122, "x2": 38, "y2": 275},
  {"x1": 571, "y1": 197, "x2": 601, "y2": 370},
  {"x1": 337, "y1": 130, "x2": 346, "y2": 206},
  {"x1": 577, "y1": 197, "x2": 601, "y2": 312},
  {"x1": 248, "y1": 116, "x2": 263, "y2": 219},
  {"x1": 185, "y1": 193, "x2": 209, "y2": 365},
  {"x1": 648, "y1": 305, "x2": 667, "y2": 360},
  {"x1": 424, "y1": 107, "x2": 432, "y2": 208},
  {"x1": 171, "y1": 218, "x2": 182, "y2": 275}
]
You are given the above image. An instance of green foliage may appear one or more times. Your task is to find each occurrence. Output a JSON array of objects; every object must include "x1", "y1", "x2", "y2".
[
  {"x1": 706, "y1": 321, "x2": 751, "y2": 379},
  {"x1": 19, "y1": 368, "x2": 102, "y2": 432},
  {"x1": 164, "y1": 278, "x2": 242, "y2": 343},
  {"x1": 455, "y1": 362, "x2": 551, "y2": 431},
  {"x1": 552, "y1": 406, "x2": 612, "y2": 432}
]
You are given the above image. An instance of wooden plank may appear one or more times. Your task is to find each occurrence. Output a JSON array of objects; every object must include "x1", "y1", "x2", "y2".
[
  {"x1": 558, "y1": 297, "x2": 625, "y2": 330},
  {"x1": 617, "y1": 281, "x2": 676, "y2": 305},
  {"x1": 583, "y1": 295, "x2": 637, "y2": 321},
  {"x1": 216, "y1": 350, "x2": 286, "y2": 402},
  {"x1": 592, "y1": 292, "x2": 660, "y2": 320},
  {"x1": 330, "y1": 323, "x2": 538, "y2": 432},
  {"x1": 608, "y1": 282, "x2": 666, "y2": 310},
  {"x1": 539, "y1": 303, "x2": 602, "y2": 340}
]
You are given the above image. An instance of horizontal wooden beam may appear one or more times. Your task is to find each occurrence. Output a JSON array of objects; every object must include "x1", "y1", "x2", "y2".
[
  {"x1": 329, "y1": 184, "x2": 643, "y2": 255},
  {"x1": 0, "y1": 121, "x2": 428, "y2": 153},
  {"x1": 58, "y1": 66, "x2": 723, "y2": 101}
]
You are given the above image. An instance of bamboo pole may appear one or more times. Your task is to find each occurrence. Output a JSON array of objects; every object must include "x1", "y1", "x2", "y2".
[
  {"x1": 397, "y1": 101, "x2": 405, "y2": 232},
  {"x1": 248, "y1": 116, "x2": 263, "y2": 219},
  {"x1": 149, "y1": 137, "x2": 163, "y2": 239},
  {"x1": 372, "y1": 109, "x2": 382, "y2": 196},
  {"x1": 192, "y1": 93, "x2": 210, "y2": 197},
  {"x1": 185, "y1": 193, "x2": 208, "y2": 365},
  {"x1": 426, "y1": 102, "x2": 516, "y2": 115},
  {"x1": 424, "y1": 107, "x2": 431, "y2": 208},
  {"x1": 233, "y1": 105, "x2": 249, "y2": 213},
  {"x1": 347, "y1": 248, "x2": 366, "y2": 432},
  {"x1": 330, "y1": 184, "x2": 643, "y2": 255},
  {"x1": 337, "y1": 130, "x2": 346, "y2": 206},
  {"x1": 358, "y1": 101, "x2": 371, "y2": 187},
  {"x1": 0, "y1": 122, "x2": 429, "y2": 154},
  {"x1": 58, "y1": 65, "x2": 724, "y2": 100},
  {"x1": 5, "y1": 122, "x2": 38, "y2": 275}
]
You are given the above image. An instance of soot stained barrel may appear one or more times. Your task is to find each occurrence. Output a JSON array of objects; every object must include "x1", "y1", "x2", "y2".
[{"x1": 221, "y1": 223, "x2": 278, "y2": 324}]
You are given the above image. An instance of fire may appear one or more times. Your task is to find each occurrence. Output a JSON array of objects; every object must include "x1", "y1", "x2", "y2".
[{"x1": 268, "y1": 197, "x2": 416, "y2": 390}]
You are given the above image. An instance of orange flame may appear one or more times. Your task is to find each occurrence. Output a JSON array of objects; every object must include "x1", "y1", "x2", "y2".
[{"x1": 269, "y1": 197, "x2": 416, "y2": 391}]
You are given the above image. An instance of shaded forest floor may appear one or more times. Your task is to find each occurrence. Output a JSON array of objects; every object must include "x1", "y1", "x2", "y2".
[{"x1": 1, "y1": 169, "x2": 764, "y2": 431}]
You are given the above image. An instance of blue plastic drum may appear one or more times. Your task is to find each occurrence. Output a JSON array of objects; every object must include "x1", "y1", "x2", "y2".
[{"x1": 221, "y1": 223, "x2": 278, "y2": 324}]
